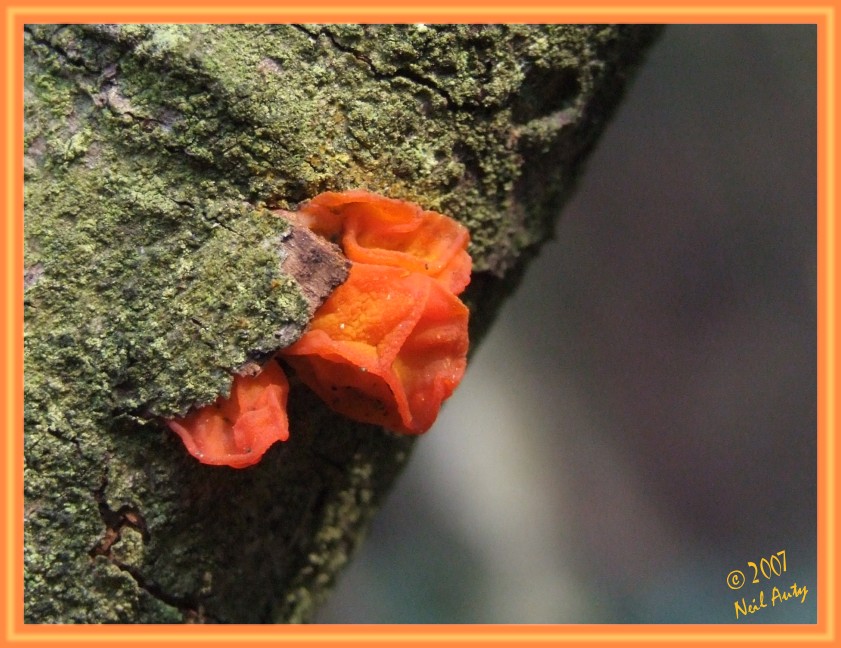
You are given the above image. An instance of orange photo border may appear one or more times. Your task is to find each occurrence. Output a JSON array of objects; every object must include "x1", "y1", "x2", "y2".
[{"x1": 2, "y1": 1, "x2": 836, "y2": 646}]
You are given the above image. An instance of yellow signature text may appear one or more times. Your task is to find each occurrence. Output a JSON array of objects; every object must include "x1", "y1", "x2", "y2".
[{"x1": 734, "y1": 583, "x2": 808, "y2": 619}]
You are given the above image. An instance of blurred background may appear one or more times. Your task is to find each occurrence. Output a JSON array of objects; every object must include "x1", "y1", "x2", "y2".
[{"x1": 316, "y1": 24, "x2": 817, "y2": 623}]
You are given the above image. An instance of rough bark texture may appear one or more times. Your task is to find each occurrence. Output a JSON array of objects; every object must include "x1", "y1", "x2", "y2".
[{"x1": 23, "y1": 24, "x2": 661, "y2": 623}]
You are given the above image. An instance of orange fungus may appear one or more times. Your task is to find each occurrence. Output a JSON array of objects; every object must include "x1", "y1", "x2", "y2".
[
  {"x1": 281, "y1": 190, "x2": 472, "y2": 435},
  {"x1": 166, "y1": 359, "x2": 290, "y2": 468},
  {"x1": 166, "y1": 189, "x2": 471, "y2": 467},
  {"x1": 283, "y1": 264, "x2": 469, "y2": 434},
  {"x1": 293, "y1": 190, "x2": 471, "y2": 295}
]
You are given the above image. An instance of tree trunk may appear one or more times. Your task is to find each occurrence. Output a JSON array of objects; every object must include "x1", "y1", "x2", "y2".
[{"x1": 23, "y1": 23, "x2": 661, "y2": 623}]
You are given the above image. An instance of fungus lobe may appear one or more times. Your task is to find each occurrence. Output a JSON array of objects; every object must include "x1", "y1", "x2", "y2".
[
  {"x1": 289, "y1": 190, "x2": 471, "y2": 295},
  {"x1": 166, "y1": 359, "x2": 289, "y2": 468},
  {"x1": 282, "y1": 263, "x2": 469, "y2": 434}
]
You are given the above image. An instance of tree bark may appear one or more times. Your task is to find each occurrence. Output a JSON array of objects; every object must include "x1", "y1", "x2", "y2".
[{"x1": 23, "y1": 23, "x2": 661, "y2": 623}]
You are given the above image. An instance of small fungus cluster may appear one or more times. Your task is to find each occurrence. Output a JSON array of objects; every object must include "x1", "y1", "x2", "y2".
[{"x1": 165, "y1": 190, "x2": 472, "y2": 468}]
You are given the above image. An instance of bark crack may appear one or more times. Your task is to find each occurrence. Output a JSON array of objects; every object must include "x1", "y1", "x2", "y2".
[
  {"x1": 308, "y1": 25, "x2": 457, "y2": 107},
  {"x1": 23, "y1": 25, "x2": 99, "y2": 73},
  {"x1": 88, "y1": 474, "x2": 215, "y2": 621},
  {"x1": 89, "y1": 476, "x2": 150, "y2": 557}
]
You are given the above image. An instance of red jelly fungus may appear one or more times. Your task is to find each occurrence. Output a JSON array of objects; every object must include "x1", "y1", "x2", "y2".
[
  {"x1": 282, "y1": 263, "x2": 469, "y2": 434},
  {"x1": 281, "y1": 190, "x2": 472, "y2": 434},
  {"x1": 166, "y1": 360, "x2": 289, "y2": 468},
  {"x1": 292, "y1": 190, "x2": 471, "y2": 295},
  {"x1": 165, "y1": 190, "x2": 472, "y2": 466}
]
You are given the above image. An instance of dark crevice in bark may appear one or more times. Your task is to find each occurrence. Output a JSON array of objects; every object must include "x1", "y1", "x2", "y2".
[
  {"x1": 314, "y1": 25, "x2": 458, "y2": 108},
  {"x1": 88, "y1": 473, "x2": 213, "y2": 621}
]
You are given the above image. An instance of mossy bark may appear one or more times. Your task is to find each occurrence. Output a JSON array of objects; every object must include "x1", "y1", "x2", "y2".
[{"x1": 23, "y1": 24, "x2": 661, "y2": 623}]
